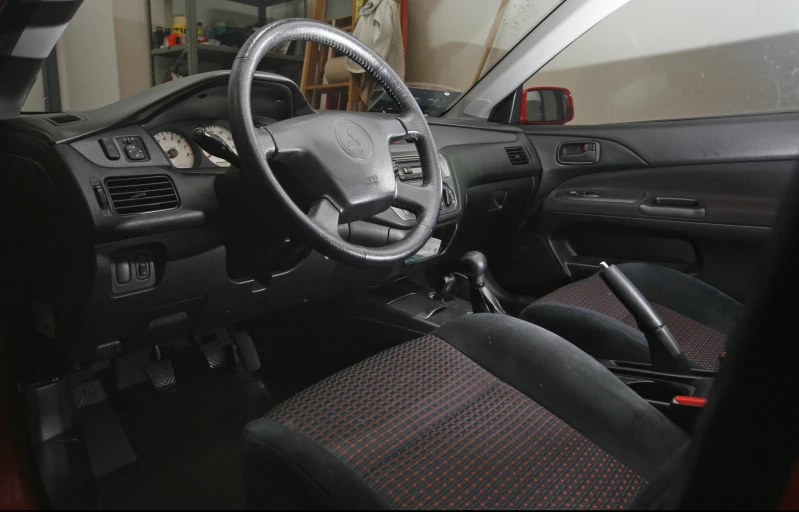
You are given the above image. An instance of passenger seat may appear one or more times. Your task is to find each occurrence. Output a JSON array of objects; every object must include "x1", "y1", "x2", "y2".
[{"x1": 519, "y1": 263, "x2": 742, "y2": 370}]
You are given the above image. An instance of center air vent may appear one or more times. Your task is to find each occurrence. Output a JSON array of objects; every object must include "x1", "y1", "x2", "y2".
[
  {"x1": 505, "y1": 146, "x2": 530, "y2": 166},
  {"x1": 105, "y1": 175, "x2": 179, "y2": 215}
]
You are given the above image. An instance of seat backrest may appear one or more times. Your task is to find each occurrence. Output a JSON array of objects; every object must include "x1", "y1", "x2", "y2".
[{"x1": 667, "y1": 171, "x2": 799, "y2": 509}]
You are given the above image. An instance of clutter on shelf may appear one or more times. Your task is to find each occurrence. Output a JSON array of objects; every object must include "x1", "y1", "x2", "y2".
[{"x1": 152, "y1": 14, "x2": 294, "y2": 54}]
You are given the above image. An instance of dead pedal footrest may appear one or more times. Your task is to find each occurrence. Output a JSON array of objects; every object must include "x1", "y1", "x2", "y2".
[
  {"x1": 231, "y1": 329, "x2": 261, "y2": 372},
  {"x1": 143, "y1": 358, "x2": 176, "y2": 393}
]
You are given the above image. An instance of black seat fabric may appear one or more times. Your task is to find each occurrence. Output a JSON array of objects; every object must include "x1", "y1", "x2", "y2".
[
  {"x1": 520, "y1": 263, "x2": 743, "y2": 370},
  {"x1": 242, "y1": 314, "x2": 687, "y2": 510}
]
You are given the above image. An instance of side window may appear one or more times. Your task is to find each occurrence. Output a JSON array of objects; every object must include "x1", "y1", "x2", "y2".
[{"x1": 523, "y1": 0, "x2": 799, "y2": 125}]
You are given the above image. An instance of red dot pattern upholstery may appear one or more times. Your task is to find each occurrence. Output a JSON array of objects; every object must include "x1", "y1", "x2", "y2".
[
  {"x1": 651, "y1": 304, "x2": 726, "y2": 372},
  {"x1": 533, "y1": 277, "x2": 638, "y2": 328},
  {"x1": 533, "y1": 276, "x2": 726, "y2": 370},
  {"x1": 267, "y1": 335, "x2": 647, "y2": 510}
]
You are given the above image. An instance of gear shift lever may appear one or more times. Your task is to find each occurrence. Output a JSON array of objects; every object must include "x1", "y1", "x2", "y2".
[
  {"x1": 430, "y1": 274, "x2": 456, "y2": 302},
  {"x1": 461, "y1": 251, "x2": 506, "y2": 314}
]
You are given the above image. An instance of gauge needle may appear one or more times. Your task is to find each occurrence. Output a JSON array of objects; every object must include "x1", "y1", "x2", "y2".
[{"x1": 166, "y1": 148, "x2": 179, "y2": 159}]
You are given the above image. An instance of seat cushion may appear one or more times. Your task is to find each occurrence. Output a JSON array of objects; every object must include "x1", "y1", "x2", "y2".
[
  {"x1": 242, "y1": 314, "x2": 688, "y2": 510},
  {"x1": 520, "y1": 263, "x2": 744, "y2": 370}
]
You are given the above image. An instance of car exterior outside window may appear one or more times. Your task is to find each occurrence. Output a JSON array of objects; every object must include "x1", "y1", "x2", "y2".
[{"x1": 524, "y1": 0, "x2": 799, "y2": 125}]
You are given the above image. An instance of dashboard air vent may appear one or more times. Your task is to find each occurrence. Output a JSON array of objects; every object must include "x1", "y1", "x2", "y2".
[
  {"x1": 46, "y1": 114, "x2": 82, "y2": 125},
  {"x1": 106, "y1": 175, "x2": 179, "y2": 215},
  {"x1": 505, "y1": 146, "x2": 530, "y2": 166}
]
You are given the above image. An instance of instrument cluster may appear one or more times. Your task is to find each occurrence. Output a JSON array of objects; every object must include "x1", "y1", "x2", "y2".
[{"x1": 150, "y1": 119, "x2": 271, "y2": 170}]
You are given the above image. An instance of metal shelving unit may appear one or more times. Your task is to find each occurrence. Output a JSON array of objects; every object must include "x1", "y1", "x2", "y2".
[{"x1": 148, "y1": 0, "x2": 306, "y2": 85}]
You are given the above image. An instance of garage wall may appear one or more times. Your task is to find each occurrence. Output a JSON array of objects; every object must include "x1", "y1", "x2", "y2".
[
  {"x1": 21, "y1": 72, "x2": 46, "y2": 113},
  {"x1": 113, "y1": 0, "x2": 153, "y2": 101},
  {"x1": 55, "y1": 0, "x2": 153, "y2": 111},
  {"x1": 56, "y1": 0, "x2": 121, "y2": 111},
  {"x1": 405, "y1": 0, "x2": 500, "y2": 93}
]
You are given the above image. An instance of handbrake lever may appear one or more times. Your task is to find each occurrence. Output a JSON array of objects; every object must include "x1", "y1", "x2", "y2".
[
  {"x1": 599, "y1": 262, "x2": 692, "y2": 375},
  {"x1": 192, "y1": 128, "x2": 242, "y2": 169}
]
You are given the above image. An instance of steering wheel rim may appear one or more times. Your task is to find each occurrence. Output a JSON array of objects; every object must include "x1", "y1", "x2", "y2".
[{"x1": 229, "y1": 19, "x2": 442, "y2": 267}]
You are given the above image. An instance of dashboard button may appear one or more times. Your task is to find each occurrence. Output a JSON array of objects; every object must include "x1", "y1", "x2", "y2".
[
  {"x1": 117, "y1": 136, "x2": 149, "y2": 162},
  {"x1": 99, "y1": 138, "x2": 120, "y2": 160},
  {"x1": 116, "y1": 258, "x2": 131, "y2": 284},
  {"x1": 135, "y1": 255, "x2": 150, "y2": 280},
  {"x1": 125, "y1": 144, "x2": 147, "y2": 161}
]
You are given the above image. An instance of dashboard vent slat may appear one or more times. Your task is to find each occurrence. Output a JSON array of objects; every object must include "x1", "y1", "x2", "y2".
[
  {"x1": 105, "y1": 175, "x2": 179, "y2": 215},
  {"x1": 505, "y1": 146, "x2": 530, "y2": 166}
]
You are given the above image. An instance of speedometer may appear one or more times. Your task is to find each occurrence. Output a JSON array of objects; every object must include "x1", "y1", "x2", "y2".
[
  {"x1": 154, "y1": 131, "x2": 196, "y2": 169},
  {"x1": 203, "y1": 125, "x2": 237, "y2": 167}
]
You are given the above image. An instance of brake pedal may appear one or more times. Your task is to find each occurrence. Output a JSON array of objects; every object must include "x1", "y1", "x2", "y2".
[
  {"x1": 231, "y1": 329, "x2": 261, "y2": 372},
  {"x1": 143, "y1": 355, "x2": 176, "y2": 393},
  {"x1": 194, "y1": 329, "x2": 238, "y2": 370},
  {"x1": 198, "y1": 337, "x2": 227, "y2": 369}
]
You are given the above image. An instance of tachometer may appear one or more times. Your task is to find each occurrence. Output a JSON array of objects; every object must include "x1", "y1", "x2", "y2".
[
  {"x1": 154, "y1": 131, "x2": 196, "y2": 169},
  {"x1": 203, "y1": 125, "x2": 237, "y2": 167}
]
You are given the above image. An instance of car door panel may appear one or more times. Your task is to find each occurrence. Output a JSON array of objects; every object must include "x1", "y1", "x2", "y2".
[
  {"x1": 490, "y1": 113, "x2": 798, "y2": 302},
  {"x1": 528, "y1": 112, "x2": 799, "y2": 167},
  {"x1": 544, "y1": 161, "x2": 795, "y2": 227}
]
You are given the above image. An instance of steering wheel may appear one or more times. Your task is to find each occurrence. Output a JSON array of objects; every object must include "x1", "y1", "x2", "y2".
[{"x1": 229, "y1": 19, "x2": 442, "y2": 267}]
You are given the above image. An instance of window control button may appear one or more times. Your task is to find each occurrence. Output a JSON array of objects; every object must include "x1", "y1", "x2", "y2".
[
  {"x1": 116, "y1": 258, "x2": 131, "y2": 284},
  {"x1": 135, "y1": 255, "x2": 150, "y2": 280}
]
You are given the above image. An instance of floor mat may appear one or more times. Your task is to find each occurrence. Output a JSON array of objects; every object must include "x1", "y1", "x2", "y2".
[{"x1": 98, "y1": 348, "x2": 276, "y2": 510}]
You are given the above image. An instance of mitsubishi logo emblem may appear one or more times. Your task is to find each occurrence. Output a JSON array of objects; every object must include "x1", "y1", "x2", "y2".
[{"x1": 336, "y1": 121, "x2": 372, "y2": 160}]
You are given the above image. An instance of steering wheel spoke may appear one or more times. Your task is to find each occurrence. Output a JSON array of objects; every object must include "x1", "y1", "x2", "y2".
[
  {"x1": 308, "y1": 197, "x2": 343, "y2": 240},
  {"x1": 396, "y1": 181, "x2": 439, "y2": 215},
  {"x1": 255, "y1": 126, "x2": 277, "y2": 160}
]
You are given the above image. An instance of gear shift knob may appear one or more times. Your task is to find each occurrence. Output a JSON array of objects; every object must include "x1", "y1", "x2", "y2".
[
  {"x1": 460, "y1": 251, "x2": 506, "y2": 314},
  {"x1": 461, "y1": 251, "x2": 488, "y2": 287}
]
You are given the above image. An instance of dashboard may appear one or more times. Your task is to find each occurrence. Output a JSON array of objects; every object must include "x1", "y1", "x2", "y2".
[{"x1": 0, "y1": 70, "x2": 540, "y2": 366}]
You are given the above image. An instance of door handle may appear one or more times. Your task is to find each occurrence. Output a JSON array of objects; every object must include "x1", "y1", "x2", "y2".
[
  {"x1": 557, "y1": 141, "x2": 600, "y2": 164},
  {"x1": 639, "y1": 197, "x2": 706, "y2": 219}
]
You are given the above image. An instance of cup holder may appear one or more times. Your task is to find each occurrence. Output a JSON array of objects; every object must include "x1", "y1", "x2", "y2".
[{"x1": 627, "y1": 379, "x2": 694, "y2": 403}]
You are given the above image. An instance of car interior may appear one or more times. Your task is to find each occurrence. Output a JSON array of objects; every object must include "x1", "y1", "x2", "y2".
[{"x1": 2, "y1": 0, "x2": 799, "y2": 510}]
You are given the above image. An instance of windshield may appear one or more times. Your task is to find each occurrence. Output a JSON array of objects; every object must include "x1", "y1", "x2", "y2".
[{"x1": 21, "y1": 0, "x2": 562, "y2": 117}]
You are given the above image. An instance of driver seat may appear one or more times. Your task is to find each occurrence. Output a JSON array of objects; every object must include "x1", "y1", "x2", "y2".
[{"x1": 241, "y1": 314, "x2": 688, "y2": 510}]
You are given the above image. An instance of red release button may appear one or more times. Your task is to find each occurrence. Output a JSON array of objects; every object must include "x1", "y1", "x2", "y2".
[{"x1": 673, "y1": 396, "x2": 707, "y2": 407}]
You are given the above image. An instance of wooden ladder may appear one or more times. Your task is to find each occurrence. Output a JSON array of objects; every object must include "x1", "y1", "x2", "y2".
[
  {"x1": 299, "y1": 0, "x2": 408, "y2": 112},
  {"x1": 300, "y1": 0, "x2": 362, "y2": 112}
]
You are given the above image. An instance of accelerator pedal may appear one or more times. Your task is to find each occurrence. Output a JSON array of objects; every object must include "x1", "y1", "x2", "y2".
[
  {"x1": 143, "y1": 348, "x2": 176, "y2": 393},
  {"x1": 231, "y1": 329, "x2": 261, "y2": 372}
]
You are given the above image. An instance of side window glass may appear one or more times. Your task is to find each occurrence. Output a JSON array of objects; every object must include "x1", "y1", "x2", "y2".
[{"x1": 522, "y1": 0, "x2": 799, "y2": 125}]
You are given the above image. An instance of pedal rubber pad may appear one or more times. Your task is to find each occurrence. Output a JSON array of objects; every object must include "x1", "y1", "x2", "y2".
[
  {"x1": 199, "y1": 338, "x2": 226, "y2": 369},
  {"x1": 143, "y1": 358, "x2": 176, "y2": 393},
  {"x1": 73, "y1": 380, "x2": 109, "y2": 409},
  {"x1": 231, "y1": 329, "x2": 261, "y2": 372}
]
